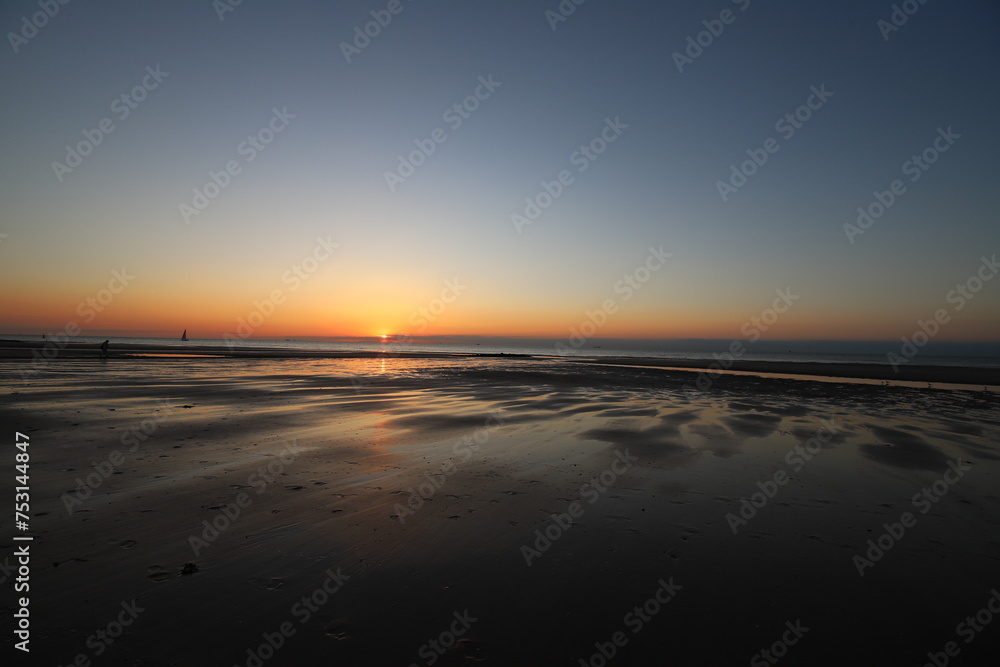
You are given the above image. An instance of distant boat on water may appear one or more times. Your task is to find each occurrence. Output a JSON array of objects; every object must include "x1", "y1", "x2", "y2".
[{"x1": 181, "y1": 329, "x2": 188, "y2": 341}]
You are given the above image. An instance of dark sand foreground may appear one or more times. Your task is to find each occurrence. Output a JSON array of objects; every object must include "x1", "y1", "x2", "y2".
[{"x1": 2, "y1": 354, "x2": 1000, "y2": 666}]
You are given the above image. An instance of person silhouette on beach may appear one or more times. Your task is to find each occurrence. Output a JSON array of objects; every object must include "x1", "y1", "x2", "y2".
[{"x1": 100, "y1": 340, "x2": 109, "y2": 357}]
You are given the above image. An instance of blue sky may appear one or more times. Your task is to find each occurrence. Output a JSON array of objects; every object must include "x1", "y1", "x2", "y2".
[{"x1": 1, "y1": 0, "x2": 998, "y2": 341}]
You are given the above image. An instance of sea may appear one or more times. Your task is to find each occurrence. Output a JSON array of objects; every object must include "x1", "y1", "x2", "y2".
[{"x1": 8, "y1": 335, "x2": 1000, "y2": 369}]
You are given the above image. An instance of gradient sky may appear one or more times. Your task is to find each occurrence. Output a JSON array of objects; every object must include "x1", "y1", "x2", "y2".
[{"x1": 1, "y1": 0, "x2": 998, "y2": 342}]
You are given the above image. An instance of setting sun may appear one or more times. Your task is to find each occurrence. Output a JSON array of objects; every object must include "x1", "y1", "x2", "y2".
[{"x1": 2, "y1": 2, "x2": 1000, "y2": 664}]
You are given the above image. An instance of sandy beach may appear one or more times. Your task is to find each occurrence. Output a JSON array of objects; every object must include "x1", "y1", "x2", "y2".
[
  {"x1": 2, "y1": 351, "x2": 999, "y2": 665},
  {"x1": 6, "y1": 0, "x2": 999, "y2": 664},
  {"x1": 4, "y1": 339, "x2": 999, "y2": 386}
]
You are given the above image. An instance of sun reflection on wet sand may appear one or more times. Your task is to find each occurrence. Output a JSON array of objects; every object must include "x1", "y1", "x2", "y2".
[{"x1": 6, "y1": 356, "x2": 1000, "y2": 665}]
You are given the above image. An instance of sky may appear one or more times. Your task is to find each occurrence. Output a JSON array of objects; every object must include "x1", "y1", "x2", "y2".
[{"x1": 1, "y1": 0, "x2": 998, "y2": 343}]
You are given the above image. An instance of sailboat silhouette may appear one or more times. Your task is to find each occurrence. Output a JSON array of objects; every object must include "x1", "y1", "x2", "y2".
[{"x1": 181, "y1": 329, "x2": 188, "y2": 342}]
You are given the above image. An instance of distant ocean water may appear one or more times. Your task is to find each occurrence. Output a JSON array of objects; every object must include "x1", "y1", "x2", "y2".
[{"x1": 7, "y1": 335, "x2": 1000, "y2": 369}]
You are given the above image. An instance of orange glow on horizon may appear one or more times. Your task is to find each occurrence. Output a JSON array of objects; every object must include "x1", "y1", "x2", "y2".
[{"x1": 3, "y1": 280, "x2": 998, "y2": 343}]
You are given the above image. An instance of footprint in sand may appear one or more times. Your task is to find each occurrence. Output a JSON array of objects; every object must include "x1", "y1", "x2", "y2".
[
  {"x1": 323, "y1": 618, "x2": 351, "y2": 640},
  {"x1": 458, "y1": 638, "x2": 486, "y2": 661},
  {"x1": 147, "y1": 566, "x2": 172, "y2": 582},
  {"x1": 119, "y1": 540, "x2": 137, "y2": 549},
  {"x1": 249, "y1": 577, "x2": 284, "y2": 590}
]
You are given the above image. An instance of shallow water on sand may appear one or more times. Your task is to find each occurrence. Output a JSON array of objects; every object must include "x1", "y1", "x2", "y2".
[{"x1": 3, "y1": 357, "x2": 999, "y2": 665}]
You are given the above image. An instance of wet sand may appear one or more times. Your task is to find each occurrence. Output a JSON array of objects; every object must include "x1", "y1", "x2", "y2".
[
  {"x1": 2, "y1": 355, "x2": 1000, "y2": 665},
  {"x1": 568, "y1": 355, "x2": 1000, "y2": 387},
  {"x1": 4, "y1": 338, "x2": 998, "y2": 386}
]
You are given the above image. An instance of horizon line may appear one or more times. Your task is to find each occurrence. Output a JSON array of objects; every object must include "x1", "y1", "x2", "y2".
[{"x1": 3, "y1": 331, "x2": 999, "y2": 347}]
